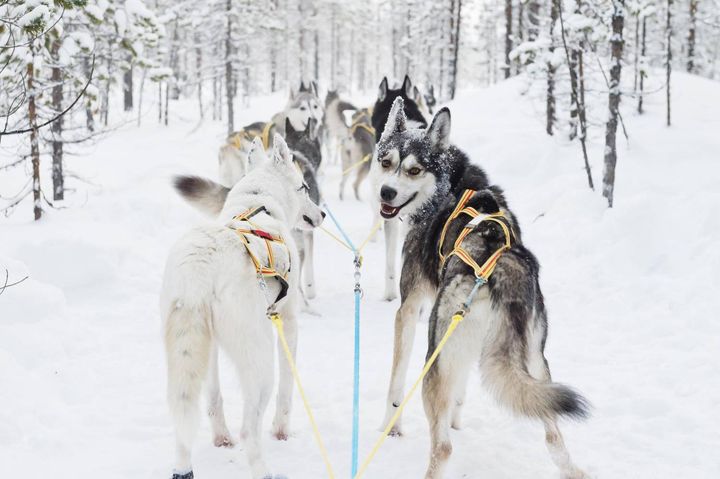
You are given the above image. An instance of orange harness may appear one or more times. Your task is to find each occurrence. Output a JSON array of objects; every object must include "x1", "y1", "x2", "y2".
[
  {"x1": 438, "y1": 189, "x2": 514, "y2": 282},
  {"x1": 228, "y1": 206, "x2": 290, "y2": 303}
]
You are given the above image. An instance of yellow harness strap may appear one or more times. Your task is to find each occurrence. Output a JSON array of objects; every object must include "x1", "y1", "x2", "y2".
[
  {"x1": 227, "y1": 122, "x2": 275, "y2": 150},
  {"x1": 349, "y1": 122, "x2": 375, "y2": 137},
  {"x1": 229, "y1": 207, "x2": 289, "y2": 296},
  {"x1": 341, "y1": 154, "x2": 372, "y2": 176},
  {"x1": 438, "y1": 189, "x2": 514, "y2": 282}
]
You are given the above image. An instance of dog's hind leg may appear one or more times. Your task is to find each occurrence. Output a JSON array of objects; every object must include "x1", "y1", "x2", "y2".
[
  {"x1": 206, "y1": 342, "x2": 234, "y2": 448},
  {"x1": 165, "y1": 303, "x2": 212, "y2": 478},
  {"x1": 352, "y1": 160, "x2": 370, "y2": 201},
  {"x1": 527, "y1": 313, "x2": 588, "y2": 479},
  {"x1": 272, "y1": 311, "x2": 297, "y2": 441},
  {"x1": 303, "y1": 231, "x2": 316, "y2": 299},
  {"x1": 383, "y1": 219, "x2": 399, "y2": 301},
  {"x1": 450, "y1": 362, "x2": 471, "y2": 430},
  {"x1": 233, "y1": 328, "x2": 279, "y2": 479}
]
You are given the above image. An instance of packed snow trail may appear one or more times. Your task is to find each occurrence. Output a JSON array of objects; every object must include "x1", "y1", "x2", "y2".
[{"x1": 1, "y1": 74, "x2": 719, "y2": 478}]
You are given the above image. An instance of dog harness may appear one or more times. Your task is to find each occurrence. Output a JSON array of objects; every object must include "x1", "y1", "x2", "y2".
[
  {"x1": 229, "y1": 121, "x2": 275, "y2": 150},
  {"x1": 227, "y1": 206, "x2": 290, "y2": 305},
  {"x1": 438, "y1": 189, "x2": 515, "y2": 282}
]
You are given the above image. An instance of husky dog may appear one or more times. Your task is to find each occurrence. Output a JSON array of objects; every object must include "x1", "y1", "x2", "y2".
[
  {"x1": 376, "y1": 98, "x2": 589, "y2": 479},
  {"x1": 161, "y1": 136, "x2": 324, "y2": 479},
  {"x1": 339, "y1": 107, "x2": 374, "y2": 201},
  {"x1": 218, "y1": 82, "x2": 324, "y2": 187},
  {"x1": 323, "y1": 90, "x2": 357, "y2": 165},
  {"x1": 422, "y1": 84, "x2": 437, "y2": 115},
  {"x1": 369, "y1": 75, "x2": 429, "y2": 301},
  {"x1": 284, "y1": 118, "x2": 323, "y2": 300}
]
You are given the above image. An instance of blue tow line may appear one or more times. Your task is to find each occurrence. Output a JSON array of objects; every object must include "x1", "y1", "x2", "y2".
[{"x1": 322, "y1": 202, "x2": 362, "y2": 477}]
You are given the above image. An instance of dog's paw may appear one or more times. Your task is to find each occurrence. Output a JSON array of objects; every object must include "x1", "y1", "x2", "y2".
[
  {"x1": 273, "y1": 430, "x2": 289, "y2": 441},
  {"x1": 261, "y1": 474, "x2": 288, "y2": 479},
  {"x1": 563, "y1": 468, "x2": 590, "y2": 479},
  {"x1": 383, "y1": 291, "x2": 398, "y2": 302},
  {"x1": 387, "y1": 426, "x2": 403, "y2": 437},
  {"x1": 301, "y1": 304, "x2": 321, "y2": 316},
  {"x1": 172, "y1": 471, "x2": 194, "y2": 479},
  {"x1": 305, "y1": 285, "x2": 316, "y2": 300},
  {"x1": 213, "y1": 434, "x2": 235, "y2": 448}
]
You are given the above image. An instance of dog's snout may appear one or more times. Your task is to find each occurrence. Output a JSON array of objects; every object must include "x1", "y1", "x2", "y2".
[
  {"x1": 321, "y1": 211, "x2": 327, "y2": 219},
  {"x1": 380, "y1": 186, "x2": 397, "y2": 202}
]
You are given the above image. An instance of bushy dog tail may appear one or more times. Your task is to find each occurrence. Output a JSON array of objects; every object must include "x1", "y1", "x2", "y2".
[
  {"x1": 482, "y1": 355, "x2": 589, "y2": 420},
  {"x1": 174, "y1": 175, "x2": 230, "y2": 217},
  {"x1": 164, "y1": 302, "x2": 212, "y2": 446},
  {"x1": 480, "y1": 333, "x2": 589, "y2": 420}
]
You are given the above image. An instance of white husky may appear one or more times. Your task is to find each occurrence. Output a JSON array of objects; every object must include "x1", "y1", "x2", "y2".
[{"x1": 161, "y1": 136, "x2": 324, "y2": 479}]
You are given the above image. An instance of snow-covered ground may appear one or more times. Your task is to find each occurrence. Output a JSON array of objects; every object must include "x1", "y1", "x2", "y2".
[{"x1": 2, "y1": 73, "x2": 719, "y2": 478}]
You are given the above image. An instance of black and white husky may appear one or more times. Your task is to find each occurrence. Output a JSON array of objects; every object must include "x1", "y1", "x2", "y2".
[
  {"x1": 369, "y1": 75, "x2": 429, "y2": 301},
  {"x1": 219, "y1": 82, "x2": 324, "y2": 188},
  {"x1": 161, "y1": 136, "x2": 324, "y2": 479},
  {"x1": 375, "y1": 98, "x2": 589, "y2": 479},
  {"x1": 284, "y1": 118, "x2": 323, "y2": 300}
]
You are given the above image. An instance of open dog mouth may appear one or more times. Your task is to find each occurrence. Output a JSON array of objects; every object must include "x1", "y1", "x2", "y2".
[{"x1": 380, "y1": 193, "x2": 417, "y2": 219}]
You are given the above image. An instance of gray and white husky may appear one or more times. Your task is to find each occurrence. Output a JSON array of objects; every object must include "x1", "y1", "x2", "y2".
[
  {"x1": 161, "y1": 136, "x2": 324, "y2": 479},
  {"x1": 375, "y1": 98, "x2": 589, "y2": 479},
  {"x1": 218, "y1": 82, "x2": 324, "y2": 188},
  {"x1": 323, "y1": 90, "x2": 357, "y2": 165},
  {"x1": 369, "y1": 75, "x2": 429, "y2": 301}
]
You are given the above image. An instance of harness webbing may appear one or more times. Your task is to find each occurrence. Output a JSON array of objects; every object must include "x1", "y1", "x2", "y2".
[
  {"x1": 229, "y1": 206, "x2": 289, "y2": 303},
  {"x1": 438, "y1": 189, "x2": 514, "y2": 281},
  {"x1": 228, "y1": 122, "x2": 275, "y2": 150}
]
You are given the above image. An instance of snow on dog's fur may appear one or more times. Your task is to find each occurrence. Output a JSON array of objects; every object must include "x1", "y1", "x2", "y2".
[
  {"x1": 375, "y1": 98, "x2": 589, "y2": 479},
  {"x1": 161, "y1": 136, "x2": 323, "y2": 479}
]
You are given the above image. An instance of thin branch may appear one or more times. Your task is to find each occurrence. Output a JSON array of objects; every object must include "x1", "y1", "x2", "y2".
[
  {"x1": 0, "y1": 269, "x2": 30, "y2": 297},
  {"x1": 0, "y1": 56, "x2": 95, "y2": 137}
]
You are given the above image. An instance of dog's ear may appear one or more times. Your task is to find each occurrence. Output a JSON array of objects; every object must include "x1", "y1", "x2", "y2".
[
  {"x1": 272, "y1": 134, "x2": 292, "y2": 167},
  {"x1": 428, "y1": 84, "x2": 435, "y2": 96},
  {"x1": 402, "y1": 75, "x2": 413, "y2": 98},
  {"x1": 173, "y1": 175, "x2": 230, "y2": 217},
  {"x1": 413, "y1": 85, "x2": 421, "y2": 102},
  {"x1": 426, "y1": 107, "x2": 451, "y2": 149},
  {"x1": 380, "y1": 97, "x2": 407, "y2": 143},
  {"x1": 378, "y1": 77, "x2": 388, "y2": 102},
  {"x1": 299, "y1": 81, "x2": 307, "y2": 92},
  {"x1": 247, "y1": 137, "x2": 268, "y2": 170},
  {"x1": 310, "y1": 81, "x2": 319, "y2": 97}
]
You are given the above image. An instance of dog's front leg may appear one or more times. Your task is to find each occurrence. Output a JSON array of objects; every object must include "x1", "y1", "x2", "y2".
[
  {"x1": 272, "y1": 312, "x2": 297, "y2": 441},
  {"x1": 383, "y1": 219, "x2": 399, "y2": 301},
  {"x1": 303, "y1": 231, "x2": 316, "y2": 299},
  {"x1": 381, "y1": 287, "x2": 425, "y2": 435}
]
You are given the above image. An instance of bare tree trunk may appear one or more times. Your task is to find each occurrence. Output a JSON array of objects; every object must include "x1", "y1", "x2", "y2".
[
  {"x1": 527, "y1": 0, "x2": 540, "y2": 42},
  {"x1": 559, "y1": 0, "x2": 593, "y2": 188},
  {"x1": 123, "y1": 54, "x2": 133, "y2": 111},
  {"x1": 504, "y1": 0, "x2": 513, "y2": 79},
  {"x1": 51, "y1": 38, "x2": 64, "y2": 201},
  {"x1": 84, "y1": 57, "x2": 95, "y2": 132},
  {"x1": 449, "y1": 0, "x2": 462, "y2": 98},
  {"x1": 158, "y1": 82, "x2": 163, "y2": 124},
  {"x1": 225, "y1": 0, "x2": 234, "y2": 136},
  {"x1": 687, "y1": 0, "x2": 697, "y2": 73},
  {"x1": 164, "y1": 80, "x2": 169, "y2": 126},
  {"x1": 195, "y1": 32, "x2": 203, "y2": 119},
  {"x1": 666, "y1": 0, "x2": 673, "y2": 127},
  {"x1": 314, "y1": 8, "x2": 320, "y2": 82},
  {"x1": 546, "y1": 0, "x2": 558, "y2": 135},
  {"x1": 602, "y1": 0, "x2": 625, "y2": 208},
  {"x1": 330, "y1": 4, "x2": 337, "y2": 88},
  {"x1": 137, "y1": 68, "x2": 146, "y2": 126},
  {"x1": 28, "y1": 45, "x2": 42, "y2": 220},
  {"x1": 633, "y1": 13, "x2": 640, "y2": 91},
  {"x1": 516, "y1": 0, "x2": 524, "y2": 75},
  {"x1": 638, "y1": 16, "x2": 647, "y2": 113}
]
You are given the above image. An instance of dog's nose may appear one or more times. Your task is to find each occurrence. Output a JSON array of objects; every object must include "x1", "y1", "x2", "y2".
[
  {"x1": 321, "y1": 211, "x2": 326, "y2": 219},
  {"x1": 380, "y1": 186, "x2": 397, "y2": 202}
]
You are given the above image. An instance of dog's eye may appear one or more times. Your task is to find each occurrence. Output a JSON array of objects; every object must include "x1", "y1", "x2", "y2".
[
  {"x1": 381, "y1": 157, "x2": 392, "y2": 168},
  {"x1": 300, "y1": 106, "x2": 307, "y2": 111},
  {"x1": 407, "y1": 167, "x2": 422, "y2": 176},
  {"x1": 298, "y1": 182, "x2": 310, "y2": 193}
]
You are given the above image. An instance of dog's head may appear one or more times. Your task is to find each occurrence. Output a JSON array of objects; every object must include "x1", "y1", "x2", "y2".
[
  {"x1": 424, "y1": 85, "x2": 437, "y2": 114},
  {"x1": 284, "y1": 118, "x2": 322, "y2": 204},
  {"x1": 249, "y1": 135, "x2": 324, "y2": 230},
  {"x1": 371, "y1": 75, "x2": 428, "y2": 143},
  {"x1": 325, "y1": 89, "x2": 339, "y2": 107},
  {"x1": 287, "y1": 81, "x2": 323, "y2": 133},
  {"x1": 373, "y1": 97, "x2": 453, "y2": 222}
]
